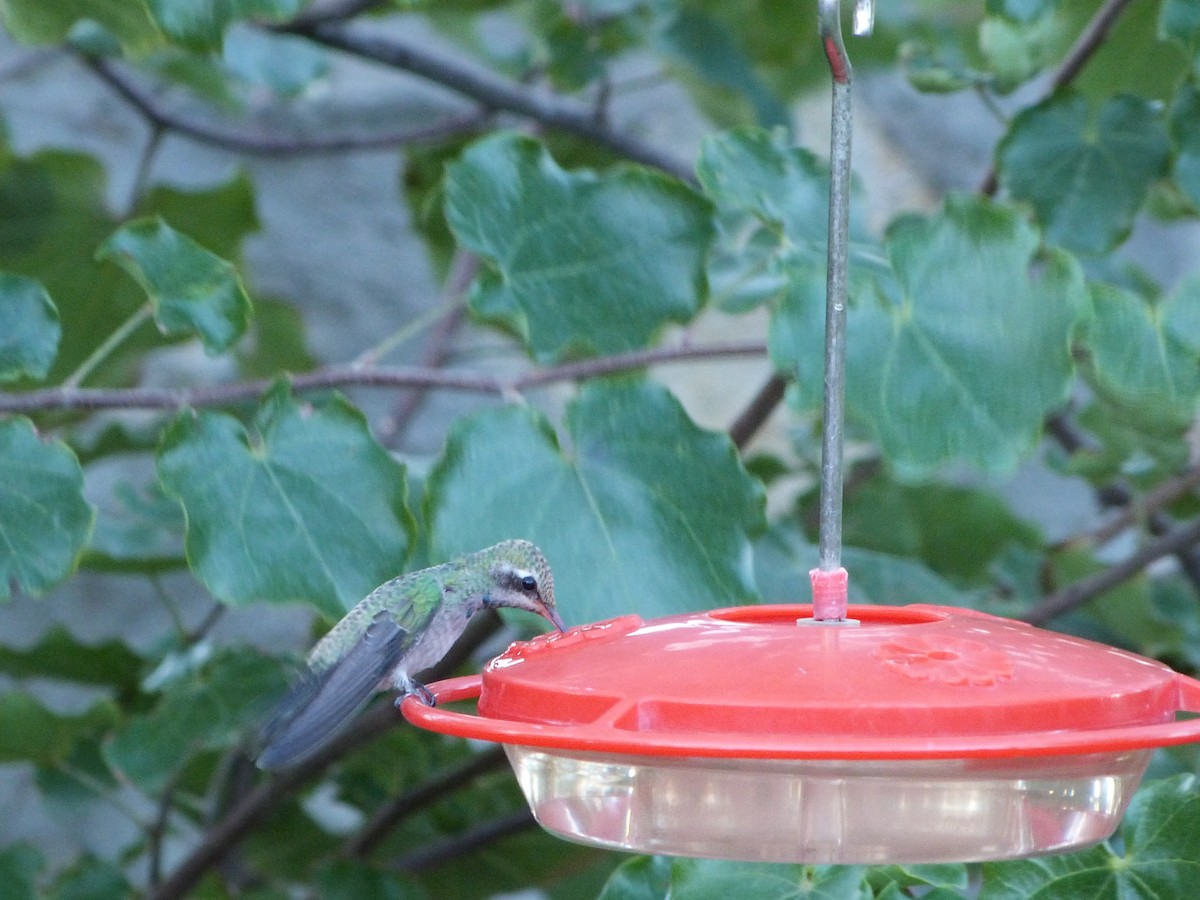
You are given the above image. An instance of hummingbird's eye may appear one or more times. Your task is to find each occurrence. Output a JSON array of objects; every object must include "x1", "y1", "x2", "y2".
[{"x1": 521, "y1": 575, "x2": 537, "y2": 593}]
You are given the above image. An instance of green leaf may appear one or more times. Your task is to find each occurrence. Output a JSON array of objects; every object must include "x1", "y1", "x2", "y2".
[
  {"x1": 314, "y1": 861, "x2": 425, "y2": 900},
  {"x1": 427, "y1": 379, "x2": 765, "y2": 623},
  {"x1": 52, "y1": 855, "x2": 132, "y2": 900},
  {"x1": 156, "y1": 386, "x2": 414, "y2": 616},
  {"x1": 0, "y1": 626, "x2": 142, "y2": 688},
  {"x1": 235, "y1": 297, "x2": 316, "y2": 379},
  {"x1": 0, "y1": 693, "x2": 115, "y2": 765},
  {"x1": 138, "y1": 172, "x2": 260, "y2": 262},
  {"x1": 223, "y1": 28, "x2": 329, "y2": 97},
  {"x1": 146, "y1": 0, "x2": 305, "y2": 51},
  {"x1": 698, "y1": 128, "x2": 829, "y2": 260},
  {"x1": 598, "y1": 855, "x2": 673, "y2": 900},
  {"x1": 98, "y1": 217, "x2": 252, "y2": 354},
  {"x1": 847, "y1": 195, "x2": 1084, "y2": 476},
  {"x1": 412, "y1": 814, "x2": 610, "y2": 900},
  {"x1": 1161, "y1": 0, "x2": 1200, "y2": 49},
  {"x1": 0, "y1": 0, "x2": 163, "y2": 54},
  {"x1": 0, "y1": 418, "x2": 95, "y2": 599},
  {"x1": 753, "y1": 523, "x2": 964, "y2": 606},
  {"x1": 979, "y1": 12, "x2": 1069, "y2": 93},
  {"x1": 600, "y1": 859, "x2": 871, "y2": 900},
  {"x1": 536, "y1": 13, "x2": 608, "y2": 93},
  {"x1": 997, "y1": 92, "x2": 1170, "y2": 254},
  {"x1": 661, "y1": 0, "x2": 834, "y2": 103},
  {"x1": 987, "y1": 0, "x2": 1058, "y2": 22},
  {"x1": 399, "y1": 135, "x2": 470, "y2": 282},
  {"x1": 0, "y1": 844, "x2": 42, "y2": 900},
  {"x1": 443, "y1": 133, "x2": 713, "y2": 362},
  {"x1": 767, "y1": 266, "x2": 825, "y2": 402},
  {"x1": 840, "y1": 476, "x2": 1041, "y2": 583},
  {"x1": 1170, "y1": 82, "x2": 1200, "y2": 212},
  {"x1": 104, "y1": 649, "x2": 287, "y2": 791},
  {"x1": 0, "y1": 272, "x2": 59, "y2": 382},
  {"x1": 1069, "y1": 0, "x2": 1188, "y2": 103},
  {"x1": 871, "y1": 863, "x2": 970, "y2": 891},
  {"x1": 655, "y1": 9, "x2": 789, "y2": 128},
  {"x1": 697, "y1": 126, "x2": 875, "y2": 270},
  {"x1": 900, "y1": 39, "x2": 988, "y2": 94},
  {"x1": 1077, "y1": 281, "x2": 1200, "y2": 432},
  {"x1": 0, "y1": 147, "x2": 143, "y2": 384},
  {"x1": 980, "y1": 775, "x2": 1200, "y2": 898},
  {"x1": 86, "y1": 470, "x2": 186, "y2": 569}
]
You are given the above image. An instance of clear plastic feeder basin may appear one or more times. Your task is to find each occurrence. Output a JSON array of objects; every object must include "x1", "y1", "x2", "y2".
[{"x1": 403, "y1": 604, "x2": 1200, "y2": 863}]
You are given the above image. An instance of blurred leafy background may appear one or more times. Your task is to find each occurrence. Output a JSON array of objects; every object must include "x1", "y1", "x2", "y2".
[{"x1": 3, "y1": 0, "x2": 1200, "y2": 897}]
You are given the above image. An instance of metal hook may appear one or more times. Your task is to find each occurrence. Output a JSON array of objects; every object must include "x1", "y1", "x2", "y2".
[
  {"x1": 853, "y1": 0, "x2": 875, "y2": 37},
  {"x1": 810, "y1": 0, "x2": 870, "y2": 621}
]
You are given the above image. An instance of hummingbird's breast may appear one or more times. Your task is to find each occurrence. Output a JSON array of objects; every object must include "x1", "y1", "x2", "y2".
[{"x1": 394, "y1": 601, "x2": 477, "y2": 678}]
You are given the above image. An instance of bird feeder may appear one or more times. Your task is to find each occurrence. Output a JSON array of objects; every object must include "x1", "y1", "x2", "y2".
[
  {"x1": 405, "y1": 0, "x2": 1200, "y2": 864},
  {"x1": 404, "y1": 604, "x2": 1200, "y2": 862}
]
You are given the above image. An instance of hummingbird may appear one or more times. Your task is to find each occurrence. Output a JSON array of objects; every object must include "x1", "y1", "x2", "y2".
[{"x1": 257, "y1": 540, "x2": 565, "y2": 769}]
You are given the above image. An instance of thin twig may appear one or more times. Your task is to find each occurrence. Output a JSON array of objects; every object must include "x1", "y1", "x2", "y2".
[
  {"x1": 391, "y1": 809, "x2": 538, "y2": 873},
  {"x1": 148, "y1": 771, "x2": 185, "y2": 888},
  {"x1": 82, "y1": 55, "x2": 490, "y2": 158},
  {"x1": 280, "y1": 0, "x2": 386, "y2": 30},
  {"x1": 729, "y1": 372, "x2": 789, "y2": 449},
  {"x1": 379, "y1": 252, "x2": 479, "y2": 445},
  {"x1": 184, "y1": 602, "x2": 227, "y2": 646},
  {"x1": 62, "y1": 304, "x2": 153, "y2": 390},
  {"x1": 343, "y1": 745, "x2": 509, "y2": 858},
  {"x1": 380, "y1": 305, "x2": 467, "y2": 445},
  {"x1": 0, "y1": 341, "x2": 767, "y2": 415},
  {"x1": 285, "y1": 21, "x2": 695, "y2": 182},
  {"x1": 1046, "y1": 413, "x2": 1200, "y2": 592},
  {"x1": 352, "y1": 298, "x2": 466, "y2": 370},
  {"x1": 979, "y1": 0, "x2": 1135, "y2": 196},
  {"x1": 126, "y1": 125, "x2": 165, "y2": 218},
  {"x1": 1059, "y1": 462, "x2": 1200, "y2": 551},
  {"x1": 1024, "y1": 516, "x2": 1200, "y2": 626},
  {"x1": 1050, "y1": 0, "x2": 1137, "y2": 91}
]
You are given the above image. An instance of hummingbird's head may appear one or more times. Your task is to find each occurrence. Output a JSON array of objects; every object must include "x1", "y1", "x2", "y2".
[{"x1": 481, "y1": 539, "x2": 566, "y2": 632}]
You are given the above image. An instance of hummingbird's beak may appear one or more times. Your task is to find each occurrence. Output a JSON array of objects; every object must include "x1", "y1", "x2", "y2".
[{"x1": 544, "y1": 606, "x2": 567, "y2": 633}]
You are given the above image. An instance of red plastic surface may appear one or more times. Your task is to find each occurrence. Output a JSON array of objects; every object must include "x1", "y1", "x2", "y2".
[{"x1": 403, "y1": 604, "x2": 1200, "y2": 759}]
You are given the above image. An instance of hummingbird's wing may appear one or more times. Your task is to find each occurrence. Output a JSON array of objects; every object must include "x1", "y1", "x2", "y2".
[
  {"x1": 256, "y1": 572, "x2": 444, "y2": 770},
  {"x1": 256, "y1": 610, "x2": 416, "y2": 769}
]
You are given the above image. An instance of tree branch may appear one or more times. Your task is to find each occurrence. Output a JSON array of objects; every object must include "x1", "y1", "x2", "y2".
[
  {"x1": 390, "y1": 809, "x2": 538, "y2": 873},
  {"x1": 0, "y1": 341, "x2": 766, "y2": 415},
  {"x1": 1046, "y1": 413, "x2": 1200, "y2": 594},
  {"x1": 82, "y1": 55, "x2": 490, "y2": 157},
  {"x1": 343, "y1": 745, "x2": 509, "y2": 858},
  {"x1": 1023, "y1": 516, "x2": 1200, "y2": 626},
  {"x1": 149, "y1": 611, "x2": 505, "y2": 900},
  {"x1": 1058, "y1": 461, "x2": 1200, "y2": 552},
  {"x1": 284, "y1": 20, "x2": 695, "y2": 182},
  {"x1": 979, "y1": 0, "x2": 1135, "y2": 196}
]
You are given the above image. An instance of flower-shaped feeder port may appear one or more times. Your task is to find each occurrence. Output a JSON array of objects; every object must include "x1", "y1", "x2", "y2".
[{"x1": 404, "y1": 604, "x2": 1200, "y2": 864}]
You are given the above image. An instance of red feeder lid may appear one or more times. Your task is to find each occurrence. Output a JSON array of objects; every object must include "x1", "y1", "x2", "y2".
[{"x1": 404, "y1": 604, "x2": 1200, "y2": 760}]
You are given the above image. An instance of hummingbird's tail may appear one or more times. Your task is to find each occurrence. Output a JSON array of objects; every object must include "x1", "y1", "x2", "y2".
[{"x1": 256, "y1": 614, "x2": 410, "y2": 769}]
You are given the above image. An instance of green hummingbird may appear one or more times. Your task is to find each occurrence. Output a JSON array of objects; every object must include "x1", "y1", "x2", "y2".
[{"x1": 257, "y1": 540, "x2": 564, "y2": 769}]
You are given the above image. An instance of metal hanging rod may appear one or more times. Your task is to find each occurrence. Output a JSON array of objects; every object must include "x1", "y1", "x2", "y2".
[{"x1": 809, "y1": 0, "x2": 872, "y2": 622}]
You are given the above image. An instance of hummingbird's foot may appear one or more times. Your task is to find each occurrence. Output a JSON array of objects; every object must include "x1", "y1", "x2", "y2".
[{"x1": 399, "y1": 681, "x2": 437, "y2": 707}]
